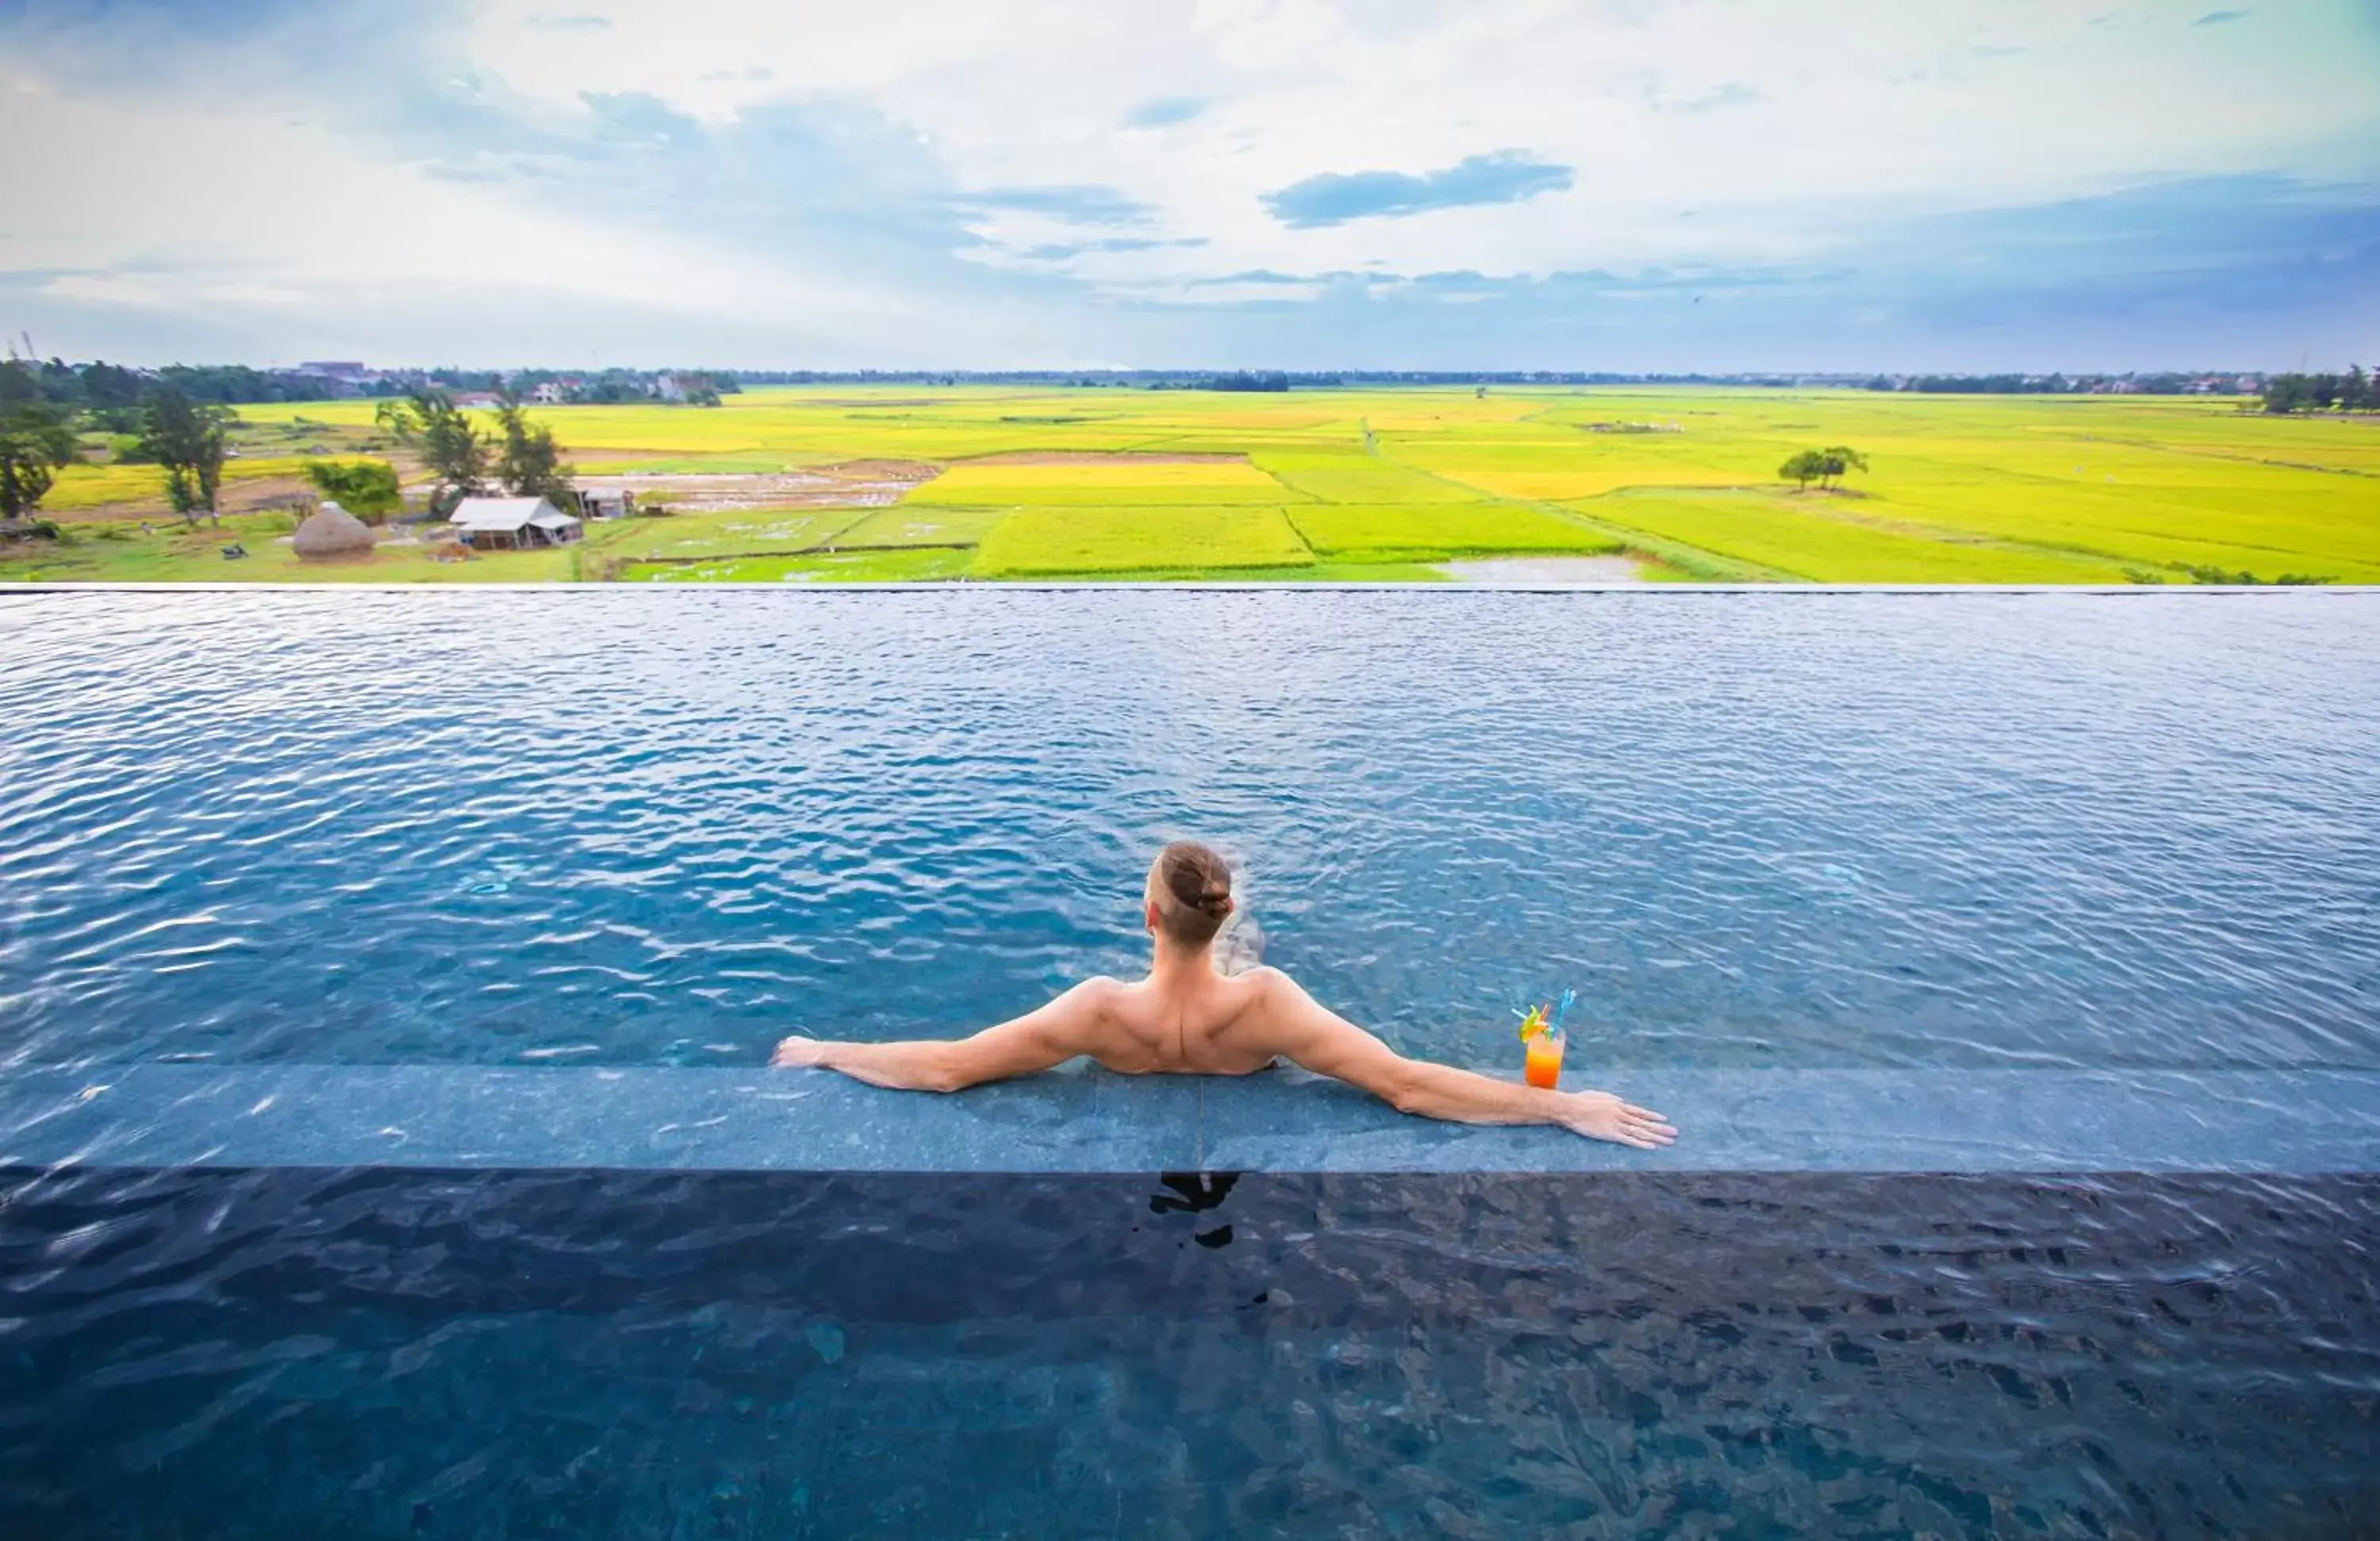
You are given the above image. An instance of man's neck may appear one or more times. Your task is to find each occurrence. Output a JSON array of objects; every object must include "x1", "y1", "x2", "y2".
[{"x1": 1147, "y1": 941, "x2": 1215, "y2": 983}]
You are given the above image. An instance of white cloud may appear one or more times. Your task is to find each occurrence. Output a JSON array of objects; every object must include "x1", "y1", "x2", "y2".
[
  {"x1": 40, "y1": 273, "x2": 167, "y2": 307},
  {"x1": 0, "y1": 0, "x2": 2374, "y2": 367}
]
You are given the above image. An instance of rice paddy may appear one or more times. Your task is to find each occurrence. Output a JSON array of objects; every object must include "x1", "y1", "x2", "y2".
[
  {"x1": 6, "y1": 386, "x2": 2375, "y2": 584},
  {"x1": 37, "y1": 455, "x2": 370, "y2": 511}
]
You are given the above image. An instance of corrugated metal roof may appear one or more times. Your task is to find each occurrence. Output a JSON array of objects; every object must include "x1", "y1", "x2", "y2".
[{"x1": 448, "y1": 497, "x2": 564, "y2": 530}]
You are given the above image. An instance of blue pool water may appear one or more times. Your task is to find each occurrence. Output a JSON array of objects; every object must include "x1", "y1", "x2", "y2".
[
  {"x1": 4, "y1": 589, "x2": 2378, "y2": 1537},
  {"x1": 3, "y1": 589, "x2": 2377, "y2": 1072}
]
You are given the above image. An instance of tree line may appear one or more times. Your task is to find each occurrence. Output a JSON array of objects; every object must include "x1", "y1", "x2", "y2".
[
  {"x1": 1864, "y1": 373, "x2": 2251, "y2": 395},
  {"x1": 1, "y1": 355, "x2": 741, "y2": 412},
  {"x1": 2259, "y1": 367, "x2": 2378, "y2": 414},
  {"x1": 6, "y1": 358, "x2": 367, "y2": 421}
]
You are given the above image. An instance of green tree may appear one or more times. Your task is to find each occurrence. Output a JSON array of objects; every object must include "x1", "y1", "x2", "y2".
[
  {"x1": 375, "y1": 387, "x2": 486, "y2": 510},
  {"x1": 136, "y1": 386, "x2": 235, "y2": 525},
  {"x1": 304, "y1": 459, "x2": 404, "y2": 521},
  {"x1": 0, "y1": 388, "x2": 79, "y2": 523},
  {"x1": 1818, "y1": 445, "x2": 1868, "y2": 490},
  {"x1": 492, "y1": 391, "x2": 575, "y2": 503},
  {"x1": 1779, "y1": 449, "x2": 1827, "y2": 490}
]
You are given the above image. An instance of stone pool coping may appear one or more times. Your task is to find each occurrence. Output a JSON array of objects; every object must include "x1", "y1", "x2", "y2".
[
  {"x1": 6, "y1": 582, "x2": 2380, "y2": 594},
  {"x1": 6, "y1": 1064, "x2": 2376, "y2": 1174}
]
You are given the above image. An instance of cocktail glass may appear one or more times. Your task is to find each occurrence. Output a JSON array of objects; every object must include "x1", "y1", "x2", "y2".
[{"x1": 1523, "y1": 1028, "x2": 1565, "y2": 1089}]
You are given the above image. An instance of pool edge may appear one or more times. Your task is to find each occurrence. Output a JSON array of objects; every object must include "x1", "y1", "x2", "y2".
[{"x1": 8, "y1": 1064, "x2": 2375, "y2": 1176}]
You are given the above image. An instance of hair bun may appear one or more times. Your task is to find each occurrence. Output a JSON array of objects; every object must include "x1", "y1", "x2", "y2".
[{"x1": 1153, "y1": 840, "x2": 1234, "y2": 943}]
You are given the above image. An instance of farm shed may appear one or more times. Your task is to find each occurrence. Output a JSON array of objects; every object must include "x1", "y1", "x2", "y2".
[{"x1": 447, "y1": 497, "x2": 583, "y2": 551}]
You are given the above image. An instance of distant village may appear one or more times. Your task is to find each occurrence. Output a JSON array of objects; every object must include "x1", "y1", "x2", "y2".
[
  {"x1": 286, "y1": 362, "x2": 731, "y2": 408},
  {"x1": 16, "y1": 355, "x2": 2284, "y2": 410}
]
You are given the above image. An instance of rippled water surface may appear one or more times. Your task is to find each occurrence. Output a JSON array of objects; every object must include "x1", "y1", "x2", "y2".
[
  {"x1": 5, "y1": 589, "x2": 2376, "y2": 1071},
  {"x1": 4, "y1": 590, "x2": 2377, "y2": 1070}
]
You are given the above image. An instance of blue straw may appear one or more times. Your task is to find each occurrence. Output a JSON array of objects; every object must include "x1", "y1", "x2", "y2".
[{"x1": 1550, "y1": 987, "x2": 1576, "y2": 1033}]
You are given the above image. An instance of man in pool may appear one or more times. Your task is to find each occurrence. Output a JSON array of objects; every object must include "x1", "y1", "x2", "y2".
[{"x1": 771, "y1": 841, "x2": 1679, "y2": 1149}]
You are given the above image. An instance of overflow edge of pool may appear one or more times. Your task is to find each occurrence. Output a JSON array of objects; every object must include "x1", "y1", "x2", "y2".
[
  {"x1": 5, "y1": 1064, "x2": 2375, "y2": 1175},
  {"x1": 7, "y1": 582, "x2": 2380, "y2": 595}
]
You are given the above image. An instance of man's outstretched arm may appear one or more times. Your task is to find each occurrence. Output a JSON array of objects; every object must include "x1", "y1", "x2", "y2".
[
  {"x1": 771, "y1": 978, "x2": 1117, "y2": 1093},
  {"x1": 1246, "y1": 969, "x2": 1677, "y2": 1150}
]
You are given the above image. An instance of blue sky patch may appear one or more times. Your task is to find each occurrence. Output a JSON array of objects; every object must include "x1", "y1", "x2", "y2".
[
  {"x1": 1262, "y1": 151, "x2": 1575, "y2": 228},
  {"x1": 1123, "y1": 96, "x2": 1206, "y2": 128}
]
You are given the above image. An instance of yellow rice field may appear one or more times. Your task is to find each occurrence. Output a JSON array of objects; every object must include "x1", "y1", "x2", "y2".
[{"x1": 10, "y1": 385, "x2": 2376, "y2": 583}]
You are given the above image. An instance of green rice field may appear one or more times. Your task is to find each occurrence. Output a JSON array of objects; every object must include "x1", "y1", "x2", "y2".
[{"x1": 5, "y1": 386, "x2": 2374, "y2": 584}]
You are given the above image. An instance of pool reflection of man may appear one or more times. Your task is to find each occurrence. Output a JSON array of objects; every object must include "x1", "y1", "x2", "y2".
[{"x1": 771, "y1": 842, "x2": 1678, "y2": 1150}]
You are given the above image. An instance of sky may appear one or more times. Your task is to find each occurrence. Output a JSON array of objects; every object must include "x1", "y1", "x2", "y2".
[{"x1": 0, "y1": 0, "x2": 2375, "y2": 371}]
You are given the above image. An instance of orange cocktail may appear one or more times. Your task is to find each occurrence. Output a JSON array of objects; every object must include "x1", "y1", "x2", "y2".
[{"x1": 1523, "y1": 1028, "x2": 1565, "y2": 1089}]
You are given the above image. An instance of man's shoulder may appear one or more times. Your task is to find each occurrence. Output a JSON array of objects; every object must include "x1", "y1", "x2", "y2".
[
  {"x1": 1226, "y1": 966, "x2": 1299, "y2": 1012},
  {"x1": 1068, "y1": 974, "x2": 1130, "y2": 1006}
]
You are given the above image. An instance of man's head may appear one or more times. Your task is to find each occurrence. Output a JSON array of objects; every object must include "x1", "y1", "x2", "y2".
[{"x1": 1145, "y1": 840, "x2": 1234, "y2": 948}]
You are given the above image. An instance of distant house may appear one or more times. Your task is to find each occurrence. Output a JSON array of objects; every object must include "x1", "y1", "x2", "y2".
[
  {"x1": 447, "y1": 496, "x2": 583, "y2": 551},
  {"x1": 577, "y1": 490, "x2": 635, "y2": 520},
  {"x1": 652, "y1": 373, "x2": 686, "y2": 402},
  {"x1": 452, "y1": 390, "x2": 505, "y2": 409},
  {"x1": 289, "y1": 360, "x2": 374, "y2": 399},
  {"x1": 528, "y1": 382, "x2": 566, "y2": 405}
]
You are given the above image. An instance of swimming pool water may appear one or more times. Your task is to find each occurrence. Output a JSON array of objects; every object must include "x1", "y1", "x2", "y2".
[
  {"x1": 4, "y1": 589, "x2": 2377, "y2": 1074},
  {"x1": 5, "y1": 589, "x2": 2378, "y2": 1536}
]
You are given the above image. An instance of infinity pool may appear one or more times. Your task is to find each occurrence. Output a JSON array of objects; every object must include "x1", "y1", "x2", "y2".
[
  {"x1": 4, "y1": 590, "x2": 2377, "y2": 1071},
  {"x1": 3, "y1": 589, "x2": 2377, "y2": 1538}
]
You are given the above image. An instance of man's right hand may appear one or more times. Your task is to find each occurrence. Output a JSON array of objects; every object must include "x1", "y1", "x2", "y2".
[{"x1": 1560, "y1": 1089, "x2": 1677, "y2": 1148}]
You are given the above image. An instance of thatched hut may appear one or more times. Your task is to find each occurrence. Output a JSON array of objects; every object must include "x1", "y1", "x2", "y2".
[{"x1": 293, "y1": 500, "x2": 376, "y2": 560}]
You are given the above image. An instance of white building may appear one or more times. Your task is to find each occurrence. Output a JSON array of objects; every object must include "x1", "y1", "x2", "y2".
[
  {"x1": 528, "y1": 382, "x2": 567, "y2": 405},
  {"x1": 652, "y1": 373, "x2": 686, "y2": 402},
  {"x1": 447, "y1": 497, "x2": 583, "y2": 551}
]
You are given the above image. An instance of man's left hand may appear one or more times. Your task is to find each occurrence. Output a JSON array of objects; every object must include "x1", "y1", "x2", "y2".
[{"x1": 771, "y1": 1036, "x2": 827, "y2": 1068}]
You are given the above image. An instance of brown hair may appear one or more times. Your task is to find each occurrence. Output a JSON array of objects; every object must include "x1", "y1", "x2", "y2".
[{"x1": 1150, "y1": 840, "x2": 1233, "y2": 947}]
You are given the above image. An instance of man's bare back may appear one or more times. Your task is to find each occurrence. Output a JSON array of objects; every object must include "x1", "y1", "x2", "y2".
[{"x1": 771, "y1": 842, "x2": 1677, "y2": 1151}]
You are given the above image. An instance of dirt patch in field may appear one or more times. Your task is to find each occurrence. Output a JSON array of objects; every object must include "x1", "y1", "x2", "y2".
[
  {"x1": 817, "y1": 459, "x2": 940, "y2": 482},
  {"x1": 959, "y1": 451, "x2": 1247, "y2": 467},
  {"x1": 574, "y1": 463, "x2": 941, "y2": 513},
  {"x1": 51, "y1": 475, "x2": 316, "y2": 524}
]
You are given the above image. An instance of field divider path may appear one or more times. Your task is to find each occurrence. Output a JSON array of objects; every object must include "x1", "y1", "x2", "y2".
[
  {"x1": 1369, "y1": 444, "x2": 1801, "y2": 579},
  {"x1": 597, "y1": 505, "x2": 923, "y2": 578}
]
